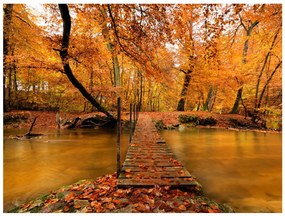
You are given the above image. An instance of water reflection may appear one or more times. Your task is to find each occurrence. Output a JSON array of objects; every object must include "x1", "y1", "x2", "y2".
[
  {"x1": 3, "y1": 128, "x2": 129, "y2": 212},
  {"x1": 162, "y1": 128, "x2": 282, "y2": 213}
]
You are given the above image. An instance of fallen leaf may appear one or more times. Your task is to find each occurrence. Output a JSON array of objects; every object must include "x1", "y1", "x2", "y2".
[
  {"x1": 147, "y1": 188, "x2": 154, "y2": 193},
  {"x1": 107, "y1": 203, "x2": 116, "y2": 210},
  {"x1": 71, "y1": 185, "x2": 81, "y2": 191},
  {"x1": 125, "y1": 169, "x2": 131, "y2": 173},
  {"x1": 63, "y1": 206, "x2": 70, "y2": 212},
  {"x1": 65, "y1": 192, "x2": 76, "y2": 203},
  {"x1": 74, "y1": 204, "x2": 81, "y2": 209},
  {"x1": 113, "y1": 199, "x2": 121, "y2": 204},
  {"x1": 164, "y1": 186, "x2": 170, "y2": 190},
  {"x1": 21, "y1": 203, "x2": 31, "y2": 210},
  {"x1": 208, "y1": 209, "x2": 220, "y2": 213},
  {"x1": 136, "y1": 202, "x2": 150, "y2": 212},
  {"x1": 126, "y1": 188, "x2": 132, "y2": 194},
  {"x1": 178, "y1": 204, "x2": 186, "y2": 211},
  {"x1": 102, "y1": 197, "x2": 112, "y2": 203},
  {"x1": 90, "y1": 201, "x2": 100, "y2": 208}
]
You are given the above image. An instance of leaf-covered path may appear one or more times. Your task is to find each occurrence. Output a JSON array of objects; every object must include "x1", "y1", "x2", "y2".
[
  {"x1": 8, "y1": 173, "x2": 233, "y2": 213},
  {"x1": 118, "y1": 114, "x2": 200, "y2": 187}
]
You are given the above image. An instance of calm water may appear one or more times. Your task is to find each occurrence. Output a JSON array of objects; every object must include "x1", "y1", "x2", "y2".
[
  {"x1": 3, "y1": 127, "x2": 282, "y2": 213},
  {"x1": 162, "y1": 128, "x2": 282, "y2": 213},
  {"x1": 3, "y1": 127, "x2": 129, "y2": 212}
]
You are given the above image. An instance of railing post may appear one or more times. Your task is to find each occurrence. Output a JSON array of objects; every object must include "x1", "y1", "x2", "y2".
[
  {"x1": 136, "y1": 103, "x2": 139, "y2": 121},
  {"x1": 133, "y1": 103, "x2": 137, "y2": 132},
  {"x1": 129, "y1": 103, "x2": 133, "y2": 143},
  {"x1": 116, "y1": 97, "x2": 121, "y2": 178}
]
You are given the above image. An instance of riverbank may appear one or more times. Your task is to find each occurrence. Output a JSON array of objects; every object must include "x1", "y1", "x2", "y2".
[
  {"x1": 3, "y1": 110, "x2": 281, "y2": 133},
  {"x1": 7, "y1": 172, "x2": 233, "y2": 213}
]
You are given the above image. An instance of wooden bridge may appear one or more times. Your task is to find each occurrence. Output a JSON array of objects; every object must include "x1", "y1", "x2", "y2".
[{"x1": 117, "y1": 114, "x2": 201, "y2": 188}]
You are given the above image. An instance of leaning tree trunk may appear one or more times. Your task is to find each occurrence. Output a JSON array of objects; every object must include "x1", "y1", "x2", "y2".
[
  {"x1": 177, "y1": 71, "x2": 192, "y2": 111},
  {"x1": 230, "y1": 86, "x2": 243, "y2": 114},
  {"x1": 58, "y1": 4, "x2": 116, "y2": 122}
]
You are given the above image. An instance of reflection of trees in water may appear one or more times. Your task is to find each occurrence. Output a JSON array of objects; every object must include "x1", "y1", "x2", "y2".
[{"x1": 234, "y1": 131, "x2": 244, "y2": 158}]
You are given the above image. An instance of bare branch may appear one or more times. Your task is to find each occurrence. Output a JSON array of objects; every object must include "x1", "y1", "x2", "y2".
[
  {"x1": 238, "y1": 13, "x2": 247, "y2": 32},
  {"x1": 15, "y1": 15, "x2": 31, "y2": 26},
  {"x1": 230, "y1": 23, "x2": 242, "y2": 46}
]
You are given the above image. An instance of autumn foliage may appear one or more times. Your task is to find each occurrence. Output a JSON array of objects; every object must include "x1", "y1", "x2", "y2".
[{"x1": 3, "y1": 4, "x2": 281, "y2": 127}]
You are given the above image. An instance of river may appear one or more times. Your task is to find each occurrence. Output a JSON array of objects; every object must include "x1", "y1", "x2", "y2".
[
  {"x1": 3, "y1": 127, "x2": 282, "y2": 212},
  {"x1": 162, "y1": 127, "x2": 282, "y2": 213},
  {"x1": 3, "y1": 127, "x2": 129, "y2": 212}
]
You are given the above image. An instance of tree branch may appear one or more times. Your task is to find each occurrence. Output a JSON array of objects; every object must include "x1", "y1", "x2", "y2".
[
  {"x1": 15, "y1": 15, "x2": 31, "y2": 27},
  {"x1": 107, "y1": 4, "x2": 141, "y2": 64},
  {"x1": 239, "y1": 13, "x2": 247, "y2": 32},
  {"x1": 257, "y1": 60, "x2": 282, "y2": 109},
  {"x1": 230, "y1": 23, "x2": 242, "y2": 46}
]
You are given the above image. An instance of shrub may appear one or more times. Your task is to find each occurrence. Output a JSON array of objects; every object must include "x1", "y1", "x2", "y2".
[
  {"x1": 178, "y1": 114, "x2": 198, "y2": 123},
  {"x1": 229, "y1": 118, "x2": 246, "y2": 127},
  {"x1": 198, "y1": 117, "x2": 217, "y2": 126},
  {"x1": 154, "y1": 120, "x2": 166, "y2": 130},
  {"x1": 4, "y1": 112, "x2": 30, "y2": 124}
]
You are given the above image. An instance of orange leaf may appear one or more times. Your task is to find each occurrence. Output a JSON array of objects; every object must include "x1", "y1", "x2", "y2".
[
  {"x1": 113, "y1": 199, "x2": 121, "y2": 204},
  {"x1": 63, "y1": 206, "x2": 70, "y2": 212},
  {"x1": 65, "y1": 192, "x2": 76, "y2": 203},
  {"x1": 107, "y1": 203, "x2": 116, "y2": 210},
  {"x1": 164, "y1": 186, "x2": 170, "y2": 190},
  {"x1": 101, "y1": 197, "x2": 112, "y2": 203},
  {"x1": 74, "y1": 204, "x2": 81, "y2": 209},
  {"x1": 178, "y1": 204, "x2": 186, "y2": 211}
]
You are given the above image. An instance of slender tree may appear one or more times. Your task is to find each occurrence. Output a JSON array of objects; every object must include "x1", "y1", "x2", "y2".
[
  {"x1": 3, "y1": 4, "x2": 14, "y2": 111},
  {"x1": 230, "y1": 7, "x2": 259, "y2": 114},
  {"x1": 58, "y1": 4, "x2": 116, "y2": 121}
]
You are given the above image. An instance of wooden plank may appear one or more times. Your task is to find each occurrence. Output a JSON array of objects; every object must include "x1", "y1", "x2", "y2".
[
  {"x1": 123, "y1": 162, "x2": 178, "y2": 167},
  {"x1": 119, "y1": 171, "x2": 192, "y2": 179},
  {"x1": 117, "y1": 178, "x2": 200, "y2": 187},
  {"x1": 121, "y1": 166, "x2": 190, "y2": 172},
  {"x1": 117, "y1": 114, "x2": 201, "y2": 189}
]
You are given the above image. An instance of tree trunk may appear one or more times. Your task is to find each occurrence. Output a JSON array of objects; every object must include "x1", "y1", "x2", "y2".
[
  {"x1": 231, "y1": 19, "x2": 259, "y2": 114},
  {"x1": 13, "y1": 60, "x2": 18, "y2": 104},
  {"x1": 58, "y1": 4, "x2": 116, "y2": 122},
  {"x1": 231, "y1": 86, "x2": 243, "y2": 114},
  {"x1": 203, "y1": 86, "x2": 216, "y2": 111},
  {"x1": 3, "y1": 4, "x2": 14, "y2": 112},
  {"x1": 242, "y1": 21, "x2": 259, "y2": 64},
  {"x1": 257, "y1": 61, "x2": 282, "y2": 109},
  {"x1": 138, "y1": 70, "x2": 143, "y2": 111},
  {"x1": 255, "y1": 29, "x2": 280, "y2": 109},
  {"x1": 177, "y1": 71, "x2": 192, "y2": 111}
]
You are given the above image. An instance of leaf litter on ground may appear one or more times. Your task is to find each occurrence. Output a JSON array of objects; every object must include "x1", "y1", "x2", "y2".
[{"x1": 8, "y1": 172, "x2": 234, "y2": 213}]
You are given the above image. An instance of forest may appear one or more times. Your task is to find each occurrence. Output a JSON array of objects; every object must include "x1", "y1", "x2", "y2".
[
  {"x1": 3, "y1": 4, "x2": 282, "y2": 126},
  {"x1": 3, "y1": 4, "x2": 283, "y2": 213}
]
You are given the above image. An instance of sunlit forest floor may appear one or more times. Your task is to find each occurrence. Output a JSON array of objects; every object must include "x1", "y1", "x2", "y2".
[{"x1": 4, "y1": 110, "x2": 281, "y2": 133}]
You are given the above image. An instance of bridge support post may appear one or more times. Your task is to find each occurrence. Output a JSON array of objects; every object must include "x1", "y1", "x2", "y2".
[
  {"x1": 133, "y1": 104, "x2": 137, "y2": 128},
  {"x1": 129, "y1": 103, "x2": 133, "y2": 143},
  {"x1": 116, "y1": 97, "x2": 121, "y2": 178}
]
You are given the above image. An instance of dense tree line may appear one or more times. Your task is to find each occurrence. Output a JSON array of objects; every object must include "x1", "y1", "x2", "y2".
[{"x1": 3, "y1": 4, "x2": 282, "y2": 126}]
